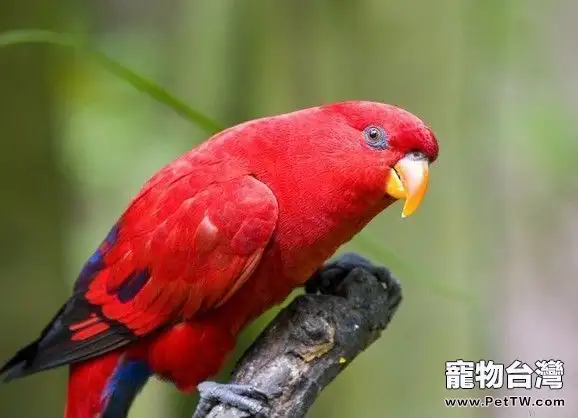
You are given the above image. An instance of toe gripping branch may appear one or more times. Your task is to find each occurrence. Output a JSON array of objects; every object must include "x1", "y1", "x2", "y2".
[{"x1": 197, "y1": 252, "x2": 403, "y2": 418}]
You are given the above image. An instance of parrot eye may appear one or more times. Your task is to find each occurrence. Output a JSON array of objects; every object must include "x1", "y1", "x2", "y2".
[{"x1": 364, "y1": 126, "x2": 388, "y2": 150}]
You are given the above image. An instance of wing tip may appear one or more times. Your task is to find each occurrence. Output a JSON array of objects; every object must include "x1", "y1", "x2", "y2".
[
  {"x1": 0, "y1": 341, "x2": 40, "y2": 382},
  {"x1": 1, "y1": 364, "x2": 27, "y2": 382}
]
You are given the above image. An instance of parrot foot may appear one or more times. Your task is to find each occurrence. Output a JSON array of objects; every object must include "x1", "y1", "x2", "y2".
[
  {"x1": 305, "y1": 252, "x2": 402, "y2": 314},
  {"x1": 306, "y1": 252, "x2": 395, "y2": 293},
  {"x1": 192, "y1": 381, "x2": 270, "y2": 418}
]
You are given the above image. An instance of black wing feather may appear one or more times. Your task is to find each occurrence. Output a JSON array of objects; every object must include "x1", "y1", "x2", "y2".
[{"x1": 0, "y1": 295, "x2": 135, "y2": 381}]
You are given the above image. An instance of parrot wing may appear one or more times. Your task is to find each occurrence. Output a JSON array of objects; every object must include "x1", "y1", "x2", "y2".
[{"x1": 1, "y1": 174, "x2": 278, "y2": 379}]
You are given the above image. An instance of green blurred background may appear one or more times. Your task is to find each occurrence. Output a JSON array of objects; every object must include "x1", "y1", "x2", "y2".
[{"x1": 0, "y1": 1, "x2": 576, "y2": 417}]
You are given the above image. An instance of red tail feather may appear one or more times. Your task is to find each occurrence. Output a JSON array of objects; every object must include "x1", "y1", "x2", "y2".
[{"x1": 65, "y1": 352, "x2": 121, "y2": 418}]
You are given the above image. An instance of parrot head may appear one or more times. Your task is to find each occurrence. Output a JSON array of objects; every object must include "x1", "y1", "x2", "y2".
[
  {"x1": 220, "y1": 100, "x2": 439, "y2": 220},
  {"x1": 321, "y1": 101, "x2": 439, "y2": 218}
]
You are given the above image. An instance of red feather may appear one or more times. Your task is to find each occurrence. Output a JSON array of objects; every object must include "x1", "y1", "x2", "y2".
[
  {"x1": 84, "y1": 175, "x2": 278, "y2": 336},
  {"x1": 65, "y1": 353, "x2": 121, "y2": 418}
]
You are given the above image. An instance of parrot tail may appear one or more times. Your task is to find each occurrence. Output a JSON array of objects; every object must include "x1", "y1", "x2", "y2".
[
  {"x1": 65, "y1": 352, "x2": 151, "y2": 418},
  {"x1": 65, "y1": 353, "x2": 119, "y2": 418}
]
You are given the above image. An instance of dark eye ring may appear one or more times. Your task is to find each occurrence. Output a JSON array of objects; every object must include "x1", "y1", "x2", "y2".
[{"x1": 364, "y1": 126, "x2": 388, "y2": 150}]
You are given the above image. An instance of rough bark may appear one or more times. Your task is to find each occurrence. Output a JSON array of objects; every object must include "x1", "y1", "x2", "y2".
[{"x1": 205, "y1": 259, "x2": 402, "y2": 418}]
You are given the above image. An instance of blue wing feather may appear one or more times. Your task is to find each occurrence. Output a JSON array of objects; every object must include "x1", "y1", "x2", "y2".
[{"x1": 75, "y1": 223, "x2": 120, "y2": 292}]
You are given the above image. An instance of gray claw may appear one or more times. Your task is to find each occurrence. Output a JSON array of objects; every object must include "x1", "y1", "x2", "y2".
[{"x1": 192, "y1": 381, "x2": 270, "y2": 418}]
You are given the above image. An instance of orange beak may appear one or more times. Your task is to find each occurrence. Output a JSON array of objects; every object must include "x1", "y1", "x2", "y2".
[{"x1": 385, "y1": 154, "x2": 430, "y2": 218}]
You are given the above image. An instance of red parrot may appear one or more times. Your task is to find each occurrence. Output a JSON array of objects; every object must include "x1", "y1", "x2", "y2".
[{"x1": 1, "y1": 101, "x2": 438, "y2": 418}]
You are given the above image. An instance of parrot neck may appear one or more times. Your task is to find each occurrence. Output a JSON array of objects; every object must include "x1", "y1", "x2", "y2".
[{"x1": 279, "y1": 195, "x2": 391, "y2": 280}]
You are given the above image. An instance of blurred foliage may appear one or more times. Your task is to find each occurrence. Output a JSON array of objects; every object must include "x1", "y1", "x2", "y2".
[
  {"x1": 0, "y1": 30, "x2": 222, "y2": 134},
  {"x1": 1, "y1": 1, "x2": 576, "y2": 418}
]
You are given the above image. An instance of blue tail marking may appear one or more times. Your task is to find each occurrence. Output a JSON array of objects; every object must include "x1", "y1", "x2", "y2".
[{"x1": 102, "y1": 359, "x2": 151, "y2": 418}]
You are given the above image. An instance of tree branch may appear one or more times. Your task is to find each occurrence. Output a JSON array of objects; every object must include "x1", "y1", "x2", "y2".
[{"x1": 206, "y1": 257, "x2": 403, "y2": 418}]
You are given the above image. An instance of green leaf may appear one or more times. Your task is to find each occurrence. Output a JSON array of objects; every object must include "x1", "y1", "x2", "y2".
[{"x1": 0, "y1": 29, "x2": 223, "y2": 135}]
